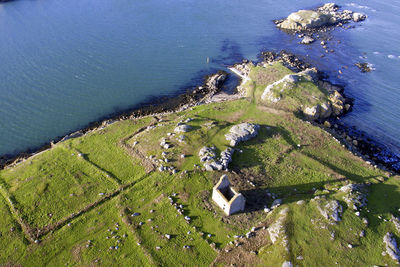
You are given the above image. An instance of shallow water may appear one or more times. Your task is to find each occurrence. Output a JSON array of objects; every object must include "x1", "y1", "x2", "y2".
[{"x1": 0, "y1": 0, "x2": 399, "y2": 157}]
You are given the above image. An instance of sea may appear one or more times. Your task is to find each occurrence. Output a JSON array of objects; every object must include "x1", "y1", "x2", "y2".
[{"x1": 0, "y1": 0, "x2": 399, "y2": 163}]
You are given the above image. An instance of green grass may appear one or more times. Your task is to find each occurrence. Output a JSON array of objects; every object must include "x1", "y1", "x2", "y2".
[{"x1": 0, "y1": 62, "x2": 398, "y2": 266}]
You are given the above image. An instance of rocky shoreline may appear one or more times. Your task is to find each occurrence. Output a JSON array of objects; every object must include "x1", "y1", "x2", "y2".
[
  {"x1": 0, "y1": 71, "x2": 228, "y2": 169},
  {"x1": 1, "y1": 50, "x2": 399, "y2": 175},
  {"x1": 1, "y1": 2, "x2": 399, "y2": 174},
  {"x1": 231, "y1": 50, "x2": 400, "y2": 174}
]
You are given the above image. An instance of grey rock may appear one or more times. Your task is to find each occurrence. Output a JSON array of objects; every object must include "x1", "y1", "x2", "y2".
[
  {"x1": 317, "y1": 200, "x2": 343, "y2": 222},
  {"x1": 353, "y1": 12, "x2": 366, "y2": 22},
  {"x1": 271, "y1": 199, "x2": 282, "y2": 209},
  {"x1": 174, "y1": 124, "x2": 191, "y2": 133},
  {"x1": 225, "y1": 123, "x2": 260, "y2": 147},
  {"x1": 383, "y1": 232, "x2": 400, "y2": 263},
  {"x1": 301, "y1": 36, "x2": 315, "y2": 44}
]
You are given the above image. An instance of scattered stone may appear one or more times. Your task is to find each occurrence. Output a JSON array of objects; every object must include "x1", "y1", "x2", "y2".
[
  {"x1": 271, "y1": 199, "x2": 282, "y2": 209},
  {"x1": 183, "y1": 245, "x2": 190, "y2": 249},
  {"x1": 355, "y1": 62, "x2": 373, "y2": 72},
  {"x1": 225, "y1": 123, "x2": 260, "y2": 147},
  {"x1": 360, "y1": 230, "x2": 365, "y2": 237},
  {"x1": 155, "y1": 246, "x2": 161, "y2": 250},
  {"x1": 296, "y1": 200, "x2": 305, "y2": 205},
  {"x1": 165, "y1": 234, "x2": 171, "y2": 240},
  {"x1": 131, "y1": 212, "x2": 141, "y2": 217},
  {"x1": 282, "y1": 261, "x2": 293, "y2": 267}
]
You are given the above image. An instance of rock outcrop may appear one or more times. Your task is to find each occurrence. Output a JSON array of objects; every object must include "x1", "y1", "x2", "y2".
[
  {"x1": 340, "y1": 184, "x2": 368, "y2": 211},
  {"x1": 275, "y1": 3, "x2": 366, "y2": 32},
  {"x1": 225, "y1": 123, "x2": 260, "y2": 147},
  {"x1": 268, "y1": 207, "x2": 289, "y2": 249},
  {"x1": 261, "y1": 68, "x2": 318, "y2": 103},
  {"x1": 303, "y1": 89, "x2": 347, "y2": 121},
  {"x1": 174, "y1": 124, "x2": 191, "y2": 133},
  {"x1": 383, "y1": 232, "x2": 400, "y2": 264},
  {"x1": 316, "y1": 199, "x2": 343, "y2": 223}
]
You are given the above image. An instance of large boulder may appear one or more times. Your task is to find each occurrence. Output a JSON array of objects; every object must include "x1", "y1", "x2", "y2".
[
  {"x1": 277, "y1": 10, "x2": 334, "y2": 30},
  {"x1": 225, "y1": 123, "x2": 260, "y2": 147},
  {"x1": 303, "y1": 105, "x2": 321, "y2": 120}
]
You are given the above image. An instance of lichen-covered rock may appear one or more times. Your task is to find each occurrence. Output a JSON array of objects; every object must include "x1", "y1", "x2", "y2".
[
  {"x1": 383, "y1": 232, "x2": 400, "y2": 263},
  {"x1": 225, "y1": 123, "x2": 260, "y2": 147}
]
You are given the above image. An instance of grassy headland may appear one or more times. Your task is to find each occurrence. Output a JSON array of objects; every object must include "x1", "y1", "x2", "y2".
[{"x1": 0, "y1": 60, "x2": 399, "y2": 266}]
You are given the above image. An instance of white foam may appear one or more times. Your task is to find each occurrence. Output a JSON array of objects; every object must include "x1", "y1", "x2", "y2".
[
  {"x1": 388, "y1": 55, "x2": 396, "y2": 59},
  {"x1": 346, "y1": 3, "x2": 376, "y2": 12},
  {"x1": 373, "y1": 51, "x2": 380, "y2": 55}
]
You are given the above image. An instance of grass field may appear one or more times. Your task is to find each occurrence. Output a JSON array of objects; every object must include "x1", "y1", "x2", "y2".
[{"x1": 0, "y1": 62, "x2": 399, "y2": 266}]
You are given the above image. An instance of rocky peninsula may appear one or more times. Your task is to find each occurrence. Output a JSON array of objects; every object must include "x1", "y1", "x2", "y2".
[{"x1": 0, "y1": 3, "x2": 399, "y2": 267}]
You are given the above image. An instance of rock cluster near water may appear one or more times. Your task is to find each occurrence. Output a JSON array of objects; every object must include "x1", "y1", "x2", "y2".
[
  {"x1": 275, "y1": 3, "x2": 366, "y2": 33},
  {"x1": 225, "y1": 123, "x2": 260, "y2": 147},
  {"x1": 303, "y1": 82, "x2": 350, "y2": 121}
]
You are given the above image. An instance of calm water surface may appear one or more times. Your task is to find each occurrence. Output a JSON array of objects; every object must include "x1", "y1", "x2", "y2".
[{"x1": 0, "y1": 0, "x2": 399, "y2": 156}]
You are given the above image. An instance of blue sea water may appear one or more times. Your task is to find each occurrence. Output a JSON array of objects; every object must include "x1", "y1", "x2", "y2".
[{"x1": 0, "y1": 0, "x2": 399, "y2": 157}]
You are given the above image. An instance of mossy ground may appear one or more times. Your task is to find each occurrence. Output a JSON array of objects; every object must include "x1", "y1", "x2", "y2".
[{"x1": 0, "y1": 63, "x2": 399, "y2": 266}]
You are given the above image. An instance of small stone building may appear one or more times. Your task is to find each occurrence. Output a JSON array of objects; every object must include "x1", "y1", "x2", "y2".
[{"x1": 212, "y1": 175, "x2": 246, "y2": 215}]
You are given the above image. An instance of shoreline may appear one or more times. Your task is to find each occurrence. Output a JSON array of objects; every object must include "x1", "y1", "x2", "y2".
[{"x1": 1, "y1": 52, "x2": 399, "y2": 174}]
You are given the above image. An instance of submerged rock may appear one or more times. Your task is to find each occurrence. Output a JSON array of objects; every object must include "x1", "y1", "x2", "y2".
[{"x1": 225, "y1": 123, "x2": 260, "y2": 147}]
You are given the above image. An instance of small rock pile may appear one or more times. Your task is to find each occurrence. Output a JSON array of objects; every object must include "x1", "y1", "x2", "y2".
[
  {"x1": 199, "y1": 146, "x2": 234, "y2": 171},
  {"x1": 225, "y1": 123, "x2": 260, "y2": 147}
]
